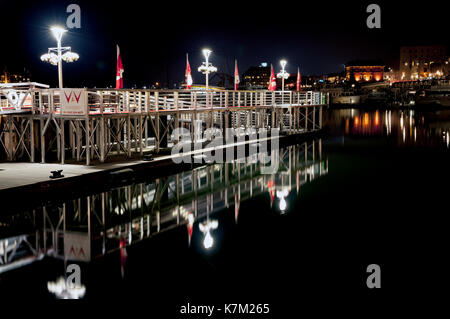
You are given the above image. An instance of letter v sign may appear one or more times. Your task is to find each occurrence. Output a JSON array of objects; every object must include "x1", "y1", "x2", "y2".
[
  {"x1": 73, "y1": 91, "x2": 82, "y2": 103},
  {"x1": 64, "y1": 91, "x2": 73, "y2": 103}
]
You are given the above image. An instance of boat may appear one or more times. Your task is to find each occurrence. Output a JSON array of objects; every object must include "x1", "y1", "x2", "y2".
[
  {"x1": 328, "y1": 88, "x2": 361, "y2": 106},
  {"x1": 362, "y1": 91, "x2": 388, "y2": 104},
  {"x1": 415, "y1": 85, "x2": 450, "y2": 107}
]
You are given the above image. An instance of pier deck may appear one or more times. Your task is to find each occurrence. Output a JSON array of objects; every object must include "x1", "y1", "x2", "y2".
[{"x1": 1, "y1": 85, "x2": 328, "y2": 165}]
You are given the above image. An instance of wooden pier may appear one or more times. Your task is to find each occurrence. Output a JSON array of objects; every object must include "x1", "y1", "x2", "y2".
[{"x1": 1, "y1": 84, "x2": 328, "y2": 164}]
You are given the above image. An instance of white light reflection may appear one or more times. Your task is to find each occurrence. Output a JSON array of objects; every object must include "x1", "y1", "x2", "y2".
[
  {"x1": 388, "y1": 111, "x2": 391, "y2": 134},
  {"x1": 276, "y1": 188, "x2": 289, "y2": 213},
  {"x1": 47, "y1": 277, "x2": 86, "y2": 299},
  {"x1": 204, "y1": 231, "x2": 213, "y2": 249},
  {"x1": 279, "y1": 197, "x2": 287, "y2": 211},
  {"x1": 199, "y1": 219, "x2": 218, "y2": 249}
]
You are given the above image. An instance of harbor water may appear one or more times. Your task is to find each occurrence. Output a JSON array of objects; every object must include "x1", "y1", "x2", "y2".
[{"x1": 0, "y1": 106, "x2": 448, "y2": 312}]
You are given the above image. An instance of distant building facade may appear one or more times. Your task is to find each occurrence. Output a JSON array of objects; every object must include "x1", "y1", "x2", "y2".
[
  {"x1": 345, "y1": 60, "x2": 384, "y2": 82},
  {"x1": 399, "y1": 45, "x2": 448, "y2": 80},
  {"x1": 326, "y1": 71, "x2": 346, "y2": 84},
  {"x1": 241, "y1": 63, "x2": 270, "y2": 90},
  {"x1": 0, "y1": 70, "x2": 31, "y2": 83}
]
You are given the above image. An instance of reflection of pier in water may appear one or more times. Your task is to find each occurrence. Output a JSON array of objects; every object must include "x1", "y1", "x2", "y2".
[{"x1": 0, "y1": 139, "x2": 327, "y2": 273}]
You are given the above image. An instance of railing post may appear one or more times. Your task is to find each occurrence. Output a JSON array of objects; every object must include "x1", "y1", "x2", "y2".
[
  {"x1": 289, "y1": 91, "x2": 293, "y2": 134},
  {"x1": 100, "y1": 91, "x2": 105, "y2": 162},
  {"x1": 126, "y1": 91, "x2": 130, "y2": 113},
  {"x1": 194, "y1": 91, "x2": 197, "y2": 110},
  {"x1": 225, "y1": 91, "x2": 229, "y2": 108},
  {"x1": 145, "y1": 91, "x2": 149, "y2": 112},
  {"x1": 154, "y1": 91, "x2": 159, "y2": 112},
  {"x1": 174, "y1": 91, "x2": 179, "y2": 110},
  {"x1": 210, "y1": 91, "x2": 213, "y2": 109}
]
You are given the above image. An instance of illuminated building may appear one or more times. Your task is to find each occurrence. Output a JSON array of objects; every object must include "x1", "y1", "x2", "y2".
[
  {"x1": 241, "y1": 63, "x2": 270, "y2": 90},
  {"x1": 0, "y1": 70, "x2": 31, "y2": 83},
  {"x1": 345, "y1": 60, "x2": 384, "y2": 82},
  {"x1": 399, "y1": 45, "x2": 447, "y2": 79},
  {"x1": 326, "y1": 72, "x2": 346, "y2": 84}
]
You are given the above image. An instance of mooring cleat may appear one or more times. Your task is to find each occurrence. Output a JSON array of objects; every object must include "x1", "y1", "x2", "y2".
[
  {"x1": 143, "y1": 154, "x2": 154, "y2": 161},
  {"x1": 49, "y1": 170, "x2": 64, "y2": 179}
]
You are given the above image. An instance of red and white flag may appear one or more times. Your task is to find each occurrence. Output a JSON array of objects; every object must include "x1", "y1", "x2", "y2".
[
  {"x1": 185, "y1": 53, "x2": 193, "y2": 89},
  {"x1": 116, "y1": 45, "x2": 124, "y2": 89},
  {"x1": 234, "y1": 59, "x2": 240, "y2": 90},
  {"x1": 268, "y1": 64, "x2": 276, "y2": 91},
  {"x1": 296, "y1": 67, "x2": 302, "y2": 92}
]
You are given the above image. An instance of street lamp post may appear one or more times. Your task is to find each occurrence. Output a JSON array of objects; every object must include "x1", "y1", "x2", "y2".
[
  {"x1": 277, "y1": 60, "x2": 289, "y2": 92},
  {"x1": 198, "y1": 49, "x2": 217, "y2": 90},
  {"x1": 41, "y1": 26, "x2": 79, "y2": 88}
]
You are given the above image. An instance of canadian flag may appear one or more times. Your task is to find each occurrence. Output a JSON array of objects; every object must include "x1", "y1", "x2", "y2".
[
  {"x1": 296, "y1": 67, "x2": 302, "y2": 92},
  {"x1": 234, "y1": 59, "x2": 240, "y2": 90},
  {"x1": 268, "y1": 64, "x2": 276, "y2": 91},
  {"x1": 116, "y1": 45, "x2": 124, "y2": 89},
  {"x1": 185, "y1": 53, "x2": 193, "y2": 89}
]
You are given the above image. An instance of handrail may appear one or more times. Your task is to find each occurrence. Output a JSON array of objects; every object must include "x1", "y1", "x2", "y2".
[{"x1": 1, "y1": 88, "x2": 328, "y2": 116}]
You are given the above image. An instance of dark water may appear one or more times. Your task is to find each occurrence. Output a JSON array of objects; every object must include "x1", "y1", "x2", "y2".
[{"x1": 0, "y1": 107, "x2": 449, "y2": 314}]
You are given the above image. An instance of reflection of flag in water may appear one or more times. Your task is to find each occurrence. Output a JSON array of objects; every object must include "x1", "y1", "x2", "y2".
[
  {"x1": 234, "y1": 193, "x2": 240, "y2": 223},
  {"x1": 187, "y1": 212, "x2": 194, "y2": 246},
  {"x1": 267, "y1": 179, "x2": 276, "y2": 206},
  {"x1": 120, "y1": 237, "x2": 127, "y2": 278},
  {"x1": 185, "y1": 53, "x2": 193, "y2": 89},
  {"x1": 268, "y1": 64, "x2": 276, "y2": 91}
]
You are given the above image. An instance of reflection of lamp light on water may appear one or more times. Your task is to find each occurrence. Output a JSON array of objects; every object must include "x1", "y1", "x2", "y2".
[
  {"x1": 279, "y1": 197, "x2": 287, "y2": 211},
  {"x1": 204, "y1": 231, "x2": 214, "y2": 249},
  {"x1": 199, "y1": 219, "x2": 218, "y2": 249},
  {"x1": 47, "y1": 277, "x2": 86, "y2": 299},
  {"x1": 276, "y1": 188, "x2": 289, "y2": 213}
]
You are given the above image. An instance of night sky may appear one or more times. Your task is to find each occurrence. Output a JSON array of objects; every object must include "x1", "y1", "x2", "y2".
[{"x1": 1, "y1": 0, "x2": 449, "y2": 88}]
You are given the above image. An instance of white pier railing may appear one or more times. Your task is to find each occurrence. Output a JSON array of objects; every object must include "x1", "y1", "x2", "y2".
[{"x1": 1, "y1": 85, "x2": 328, "y2": 164}]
